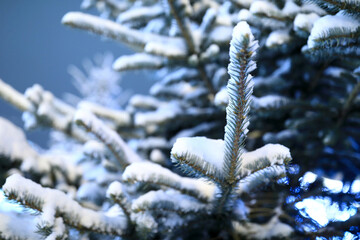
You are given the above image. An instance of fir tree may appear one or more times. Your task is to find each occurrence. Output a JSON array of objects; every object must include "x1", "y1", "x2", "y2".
[{"x1": 0, "y1": 0, "x2": 359, "y2": 239}]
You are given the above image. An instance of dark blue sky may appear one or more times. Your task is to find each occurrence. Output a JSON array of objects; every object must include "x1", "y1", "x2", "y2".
[{"x1": 0, "y1": 1, "x2": 151, "y2": 146}]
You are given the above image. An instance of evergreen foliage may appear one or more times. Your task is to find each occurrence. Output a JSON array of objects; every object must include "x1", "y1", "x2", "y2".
[{"x1": 0, "y1": 0, "x2": 359, "y2": 239}]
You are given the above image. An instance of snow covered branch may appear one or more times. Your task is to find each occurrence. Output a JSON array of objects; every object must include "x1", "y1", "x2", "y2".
[
  {"x1": 0, "y1": 79, "x2": 32, "y2": 112},
  {"x1": 131, "y1": 190, "x2": 209, "y2": 215},
  {"x1": 171, "y1": 137, "x2": 225, "y2": 184},
  {"x1": 305, "y1": 12, "x2": 360, "y2": 58},
  {"x1": 122, "y1": 161, "x2": 216, "y2": 202},
  {"x1": 74, "y1": 109, "x2": 142, "y2": 170},
  {"x1": 0, "y1": 81, "x2": 89, "y2": 142},
  {"x1": 3, "y1": 174, "x2": 128, "y2": 236},
  {"x1": 0, "y1": 117, "x2": 80, "y2": 186},
  {"x1": 62, "y1": 12, "x2": 188, "y2": 58}
]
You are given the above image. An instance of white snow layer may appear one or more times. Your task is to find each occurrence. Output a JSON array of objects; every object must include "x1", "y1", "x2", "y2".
[
  {"x1": 131, "y1": 212, "x2": 158, "y2": 231},
  {"x1": 113, "y1": 53, "x2": 165, "y2": 71},
  {"x1": 3, "y1": 174, "x2": 127, "y2": 235},
  {"x1": 200, "y1": 44, "x2": 220, "y2": 61},
  {"x1": 131, "y1": 190, "x2": 208, "y2": 214},
  {"x1": 45, "y1": 217, "x2": 67, "y2": 240},
  {"x1": 116, "y1": 5, "x2": 164, "y2": 23},
  {"x1": 293, "y1": 13, "x2": 320, "y2": 33},
  {"x1": 209, "y1": 26, "x2": 233, "y2": 44},
  {"x1": 281, "y1": 0, "x2": 300, "y2": 17},
  {"x1": 83, "y1": 140, "x2": 106, "y2": 157},
  {"x1": 107, "y1": 181, "x2": 124, "y2": 198},
  {"x1": 232, "y1": 21, "x2": 255, "y2": 45},
  {"x1": 238, "y1": 9, "x2": 251, "y2": 22},
  {"x1": 150, "y1": 149, "x2": 166, "y2": 163},
  {"x1": 134, "y1": 101, "x2": 182, "y2": 126},
  {"x1": 129, "y1": 94, "x2": 162, "y2": 109},
  {"x1": 240, "y1": 144, "x2": 291, "y2": 177},
  {"x1": 242, "y1": 144, "x2": 291, "y2": 165},
  {"x1": 266, "y1": 30, "x2": 291, "y2": 47},
  {"x1": 171, "y1": 137, "x2": 225, "y2": 171},
  {"x1": 122, "y1": 162, "x2": 216, "y2": 201},
  {"x1": 214, "y1": 88, "x2": 228, "y2": 107},
  {"x1": 249, "y1": 1, "x2": 282, "y2": 18},
  {"x1": 308, "y1": 12, "x2": 360, "y2": 49},
  {"x1": 144, "y1": 40, "x2": 187, "y2": 58},
  {"x1": 232, "y1": 0, "x2": 254, "y2": 8},
  {"x1": 252, "y1": 95, "x2": 290, "y2": 110}
]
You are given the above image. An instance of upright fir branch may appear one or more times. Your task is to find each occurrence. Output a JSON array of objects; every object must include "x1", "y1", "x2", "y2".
[
  {"x1": 223, "y1": 21, "x2": 258, "y2": 185},
  {"x1": 215, "y1": 21, "x2": 258, "y2": 213}
]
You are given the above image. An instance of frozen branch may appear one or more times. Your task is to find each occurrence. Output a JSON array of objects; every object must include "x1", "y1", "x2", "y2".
[
  {"x1": 239, "y1": 144, "x2": 292, "y2": 178},
  {"x1": 3, "y1": 174, "x2": 128, "y2": 236},
  {"x1": 0, "y1": 79, "x2": 32, "y2": 112},
  {"x1": 62, "y1": 12, "x2": 188, "y2": 58},
  {"x1": 74, "y1": 109, "x2": 142, "y2": 170},
  {"x1": 306, "y1": 12, "x2": 360, "y2": 58},
  {"x1": 131, "y1": 190, "x2": 209, "y2": 215},
  {"x1": 0, "y1": 117, "x2": 80, "y2": 185},
  {"x1": 223, "y1": 21, "x2": 258, "y2": 185},
  {"x1": 123, "y1": 161, "x2": 216, "y2": 202},
  {"x1": 78, "y1": 101, "x2": 131, "y2": 127},
  {"x1": 171, "y1": 137, "x2": 225, "y2": 184},
  {"x1": 107, "y1": 181, "x2": 132, "y2": 223},
  {"x1": 23, "y1": 84, "x2": 89, "y2": 142}
]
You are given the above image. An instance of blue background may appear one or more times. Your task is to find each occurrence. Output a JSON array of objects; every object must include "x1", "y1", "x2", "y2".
[{"x1": 0, "y1": 0, "x2": 151, "y2": 146}]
